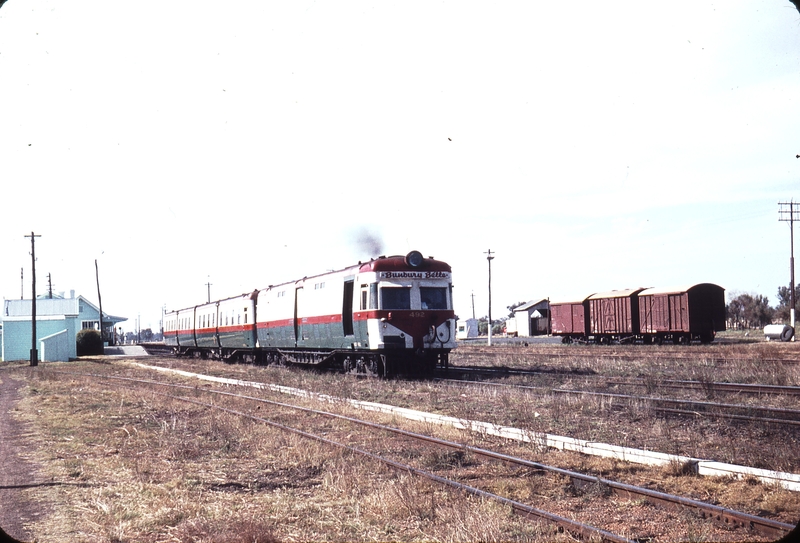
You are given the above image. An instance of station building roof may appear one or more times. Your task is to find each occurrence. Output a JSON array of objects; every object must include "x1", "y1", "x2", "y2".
[{"x1": 3, "y1": 294, "x2": 126, "y2": 325}]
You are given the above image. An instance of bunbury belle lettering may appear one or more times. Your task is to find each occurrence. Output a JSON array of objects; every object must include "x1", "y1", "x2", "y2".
[{"x1": 380, "y1": 271, "x2": 450, "y2": 279}]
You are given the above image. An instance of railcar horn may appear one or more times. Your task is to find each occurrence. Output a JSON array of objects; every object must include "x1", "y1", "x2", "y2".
[{"x1": 405, "y1": 250, "x2": 424, "y2": 268}]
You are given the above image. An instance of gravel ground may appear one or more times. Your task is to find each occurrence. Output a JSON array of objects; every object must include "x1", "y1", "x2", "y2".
[{"x1": 0, "y1": 371, "x2": 48, "y2": 542}]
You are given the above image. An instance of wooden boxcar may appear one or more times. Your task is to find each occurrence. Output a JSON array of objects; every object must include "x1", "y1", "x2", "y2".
[
  {"x1": 587, "y1": 288, "x2": 646, "y2": 343},
  {"x1": 550, "y1": 299, "x2": 590, "y2": 342},
  {"x1": 638, "y1": 283, "x2": 726, "y2": 343}
]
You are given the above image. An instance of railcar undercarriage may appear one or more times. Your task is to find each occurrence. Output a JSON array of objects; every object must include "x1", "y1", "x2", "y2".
[
  {"x1": 172, "y1": 345, "x2": 448, "y2": 377},
  {"x1": 559, "y1": 332, "x2": 715, "y2": 345}
]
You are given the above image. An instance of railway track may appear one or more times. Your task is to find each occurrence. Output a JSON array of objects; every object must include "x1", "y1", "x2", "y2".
[
  {"x1": 439, "y1": 365, "x2": 800, "y2": 397},
  {"x1": 451, "y1": 344, "x2": 800, "y2": 367},
  {"x1": 127, "y1": 347, "x2": 800, "y2": 426},
  {"x1": 138, "y1": 343, "x2": 800, "y2": 398},
  {"x1": 43, "y1": 367, "x2": 796, "y2": 541},
  {"x1": 437, "y1": 377, "x2": 800, "y2": 428}
]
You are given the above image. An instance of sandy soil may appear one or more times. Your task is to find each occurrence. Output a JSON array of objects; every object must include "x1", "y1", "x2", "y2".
[{"x1": 0, "y1": 372, "x2": 47, "y2": 542}]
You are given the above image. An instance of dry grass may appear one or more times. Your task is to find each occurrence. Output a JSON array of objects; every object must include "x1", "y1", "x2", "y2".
[
  {"x1": 15, "y1": 365, "x2": 564, "y2": 542},
  {"x1": 7, "y1": 345, "x2": 800, "y2": 541}
]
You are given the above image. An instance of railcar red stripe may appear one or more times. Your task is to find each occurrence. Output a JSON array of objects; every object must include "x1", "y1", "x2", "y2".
[
  {"x1": 352, "y1": 310, "x2": 456, "y2": 322},
  {"x1": 257, "y1": 319, "x2": 294, "y2": 330}
]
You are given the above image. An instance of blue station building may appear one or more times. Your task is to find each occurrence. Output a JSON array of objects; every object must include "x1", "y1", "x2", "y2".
[{"x1": 1, "y1": 291, "x2": 126, "y2": 362}]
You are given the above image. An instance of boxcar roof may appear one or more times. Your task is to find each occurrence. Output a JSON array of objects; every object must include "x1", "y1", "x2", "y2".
[
  {"x1": 639, "y1": 283, "x2": 724, "y2": 296},
  {"x1": 587, "y1": 287, "x2": 647, "y2": 299},
  {"x1": 549, "y1": 294, "x2": 596, "y2": 305}
]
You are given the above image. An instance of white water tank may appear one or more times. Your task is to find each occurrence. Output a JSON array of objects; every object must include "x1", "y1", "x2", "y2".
[{"x1": 764, "y1": 324, "x2": 794, "y2": 342}]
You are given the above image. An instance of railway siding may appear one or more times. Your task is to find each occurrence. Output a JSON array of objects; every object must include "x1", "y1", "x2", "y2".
[
  {"x1": 132, "y1": 362, "x2": 800, "y2": 492},
  {"x1": 47, "y1": 366, "x2": 795, "y2": 540}
]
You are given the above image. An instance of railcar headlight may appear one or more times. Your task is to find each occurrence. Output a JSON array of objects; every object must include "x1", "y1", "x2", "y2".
[{"x1": 405, "y1": 250, "x2": 424, "y2": 268}]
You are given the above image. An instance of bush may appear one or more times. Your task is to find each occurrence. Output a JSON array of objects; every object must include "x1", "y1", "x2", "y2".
[{"x1": 76, "y1": 329, "x2": 104, "y2": 356}]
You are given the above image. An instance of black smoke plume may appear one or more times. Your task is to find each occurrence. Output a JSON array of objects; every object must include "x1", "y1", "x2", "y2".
[{"x1": 354, "y1": 228, "x2": 384, "y2": 258}]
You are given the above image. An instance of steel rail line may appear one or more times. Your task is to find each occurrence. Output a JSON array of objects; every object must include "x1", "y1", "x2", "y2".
[
  {"x1": 44, "y1": 370, "x2": 632, "y2": 543},
  {"x1": 451, "y1": 349, "x2": 800, "y2": 366},
  {"x1": 599, "y1": 376, "x2": 800, "y2": 397},
  {"x1": 621, "y1": 379, "x2": 800, "y2": 397},
  {"x1": 172, "y1": 395, "x2": 635, "y2": 543},
  {"x1": 45, "y1": 369, "x2": 794, "y2": 539},
  {"x1": 437, "y1": 378, "x2": 800, "y2": 427},
  {"x1": 440, "y1": 365, "x2": 800, "y2": 397}
]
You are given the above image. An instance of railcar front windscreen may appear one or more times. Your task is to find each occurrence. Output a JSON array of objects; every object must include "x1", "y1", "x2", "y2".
[
  {"x1": 381, "y1": 286, "x2": 411, "y2": 310},
  {"x1": 420, "y1": 287, "x2": 449, "y2": 310}
]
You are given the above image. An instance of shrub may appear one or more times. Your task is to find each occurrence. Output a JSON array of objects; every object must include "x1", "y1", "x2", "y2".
[{"x1": 76, "y1": 329, "x2": 104, "y2": 356}]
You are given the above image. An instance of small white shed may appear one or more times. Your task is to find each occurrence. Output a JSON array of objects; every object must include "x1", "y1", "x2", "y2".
[{"x1": 456, "y1": 318, "x2": 479, "y2": 339}]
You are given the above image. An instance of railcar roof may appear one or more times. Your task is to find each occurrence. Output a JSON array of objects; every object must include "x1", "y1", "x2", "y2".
[
  {"x1": 261, "y1": 254, "x2": 451, "y2": 289},
  {"x1": 360, "y1": 254, "x2": 451, "y2": 273},
  {"x1": 165, "y1": 252, "x2": 452, "y2": 314}
]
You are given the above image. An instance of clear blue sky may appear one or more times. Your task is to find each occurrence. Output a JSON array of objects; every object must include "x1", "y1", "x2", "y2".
[{"x1": 2, "y1": 0, "x2": 799, "y2": 331}]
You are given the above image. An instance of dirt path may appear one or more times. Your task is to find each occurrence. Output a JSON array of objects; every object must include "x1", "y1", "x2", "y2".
[{"x1": 0, "y1": 372, "x2": 46, "y2": 542}]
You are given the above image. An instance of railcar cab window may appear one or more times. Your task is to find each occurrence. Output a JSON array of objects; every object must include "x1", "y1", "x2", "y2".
[
  {"x1": 381, "y1": 286, "x2": 411, "y2": 310},
  {"x1": 420, "y1": 287, "x2": 448, "y2": 310},
  {"x1": 370, "y1": 283, "x2": 378, "y2": 309},
  {"x1": 360, "y1": 283, "x2": 379, "y2": 310}
]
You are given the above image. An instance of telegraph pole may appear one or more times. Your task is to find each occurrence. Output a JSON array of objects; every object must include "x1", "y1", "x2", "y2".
[
  {"x1": 206, "y1": 276, "x2": 212, "y2": 303},
  {"x1": 485, "y1": 249, "x2": 495, "y2": 346},
  {"x1": 779, "y1": 202, "x2": 800, "y2": 334},
  {"x1": 470, "y1": 291, "x2": 476, "y2": 320},
  {"x1": 25, "y1": 232, "x2": 41, "y2": 366},
  {"x1": 96, "y1": 259, "x2": 105, "y2": 347}
]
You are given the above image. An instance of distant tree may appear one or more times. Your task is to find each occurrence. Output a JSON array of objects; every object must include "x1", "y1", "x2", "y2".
[
  {"x1": 727, "y1": 295, "x2": 744, "y2": 327},
  {"x1": 478, "y1": 317, "x2": 488, "y2": 335},
  {"x1": 727, "y1": 292, "x2": 774, "y2": 328},
  {"x1": 493, "y1": 320, "x2": 505, "y2": 335},
  {"x1": 478, "y1": 316, "x2": 505, "y2": 336},
  {"x1": 774, "y1": 285, "x2": 800, "y2": 322},
  {"x1": 506, "y1": 301, "x2": 527, "y2": 318}
]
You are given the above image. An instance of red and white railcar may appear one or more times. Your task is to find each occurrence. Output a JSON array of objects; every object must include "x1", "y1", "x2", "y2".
[{"x1": 165, "y1": 251, "x2": 456, "y2": 376}]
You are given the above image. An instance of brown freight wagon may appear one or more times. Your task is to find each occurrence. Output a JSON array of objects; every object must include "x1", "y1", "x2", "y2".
[
  {"x1": 550, "y1": 298, "x2": 590, "y2": 343},
  {"x1": 587, "y1": 288, "x2": 646, "y2": 343},
  {"x1": 638, "y1": 283, "x2": 726, "y2": 344}
]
